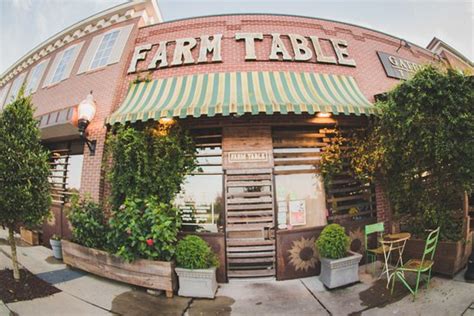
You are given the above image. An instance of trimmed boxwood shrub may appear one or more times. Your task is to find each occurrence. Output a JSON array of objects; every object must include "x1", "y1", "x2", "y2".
[
  {"x1": 316, "y1": 224, "x2": 350, "y2": 259},
  {"x1": 176, "y1": 235, "x2": 219, "y2": 269}
]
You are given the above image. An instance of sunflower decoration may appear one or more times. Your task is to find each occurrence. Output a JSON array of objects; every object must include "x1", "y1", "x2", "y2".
[
  {"x1": 288, "y1": 236, "x2": 319, "y2": 272},
  {"x1": 349, "y1": 227, "x2": 365, "y2": 254}
]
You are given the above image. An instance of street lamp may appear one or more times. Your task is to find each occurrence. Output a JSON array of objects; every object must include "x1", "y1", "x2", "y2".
[{"x1": 77, "y1": 91, "x2": 97, "y2": 156}]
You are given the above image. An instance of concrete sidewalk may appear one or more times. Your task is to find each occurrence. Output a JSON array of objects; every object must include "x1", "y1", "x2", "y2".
[{"x1": 1, "y1": 229, "x2": 473, "y2": 316}]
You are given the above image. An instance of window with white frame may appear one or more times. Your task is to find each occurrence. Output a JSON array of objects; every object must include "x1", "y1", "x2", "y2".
[
  {"x1": 90, "y1": 30, "x2": 120, "y2": 70},
  {"x1": 51, "y1": 46, "x2": 76, "y2": 84},
  {"x1": 25, "y1": 60, "x2": 48, "y2": 96},
  {"x1": 7, "y1": 73, "x2": 26, "y2": 103},
  {"x1": 0, "y1": 84, "x2": 11, "y2": 110}
]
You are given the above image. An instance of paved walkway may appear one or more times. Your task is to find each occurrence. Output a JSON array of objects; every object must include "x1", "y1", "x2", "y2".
[{"x1": 0, "y1": 229, "x2": 473, "y2": 316}]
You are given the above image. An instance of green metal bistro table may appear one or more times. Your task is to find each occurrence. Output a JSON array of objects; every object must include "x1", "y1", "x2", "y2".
[{"x1": 379, "y1": 232, "x2": 411, "y2": 287}]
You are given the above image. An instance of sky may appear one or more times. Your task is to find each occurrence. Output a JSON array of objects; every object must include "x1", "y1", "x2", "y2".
[{"x1": 0, "y1": 0, "x2": 472, "y2": 74}]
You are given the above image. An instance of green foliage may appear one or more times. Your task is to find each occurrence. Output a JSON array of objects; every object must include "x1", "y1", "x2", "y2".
[
  {"x1": 107, "y1": 197, "x2": 181, "y2": 262},
  {"x1": 106, "y1": 123, "x2": 197, "y2": 210},
  {"x1": 50, "y1": 234, "x2": 61, "y2": 241},
  {"x1": 316, "y1": 224, "x2": 350, "y2": 259},
  {"x1": 350, "y1": 66, "x2": 474, "y2": 241},
  {"x1": 320, "y1": 129, "x2": 345, "y2": 187},
  {"x1": 67, "y1": 195, "x2": 109, "y2": 249},
  {"x1": 176, "y1": 235, "x2": 219, "y2": 269},
  {"x1": 0, "y1": 91, "x2": 51, "y2": 228}
]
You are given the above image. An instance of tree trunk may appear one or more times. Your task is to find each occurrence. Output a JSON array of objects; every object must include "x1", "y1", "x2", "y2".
[{"x1": 8, "y1": 226, "x2": 20, "y2": 280}]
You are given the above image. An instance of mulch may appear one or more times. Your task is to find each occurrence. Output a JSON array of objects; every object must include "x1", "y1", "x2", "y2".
[{"x1": 0, "y1": 269, "x2": 61, "y2": 303}]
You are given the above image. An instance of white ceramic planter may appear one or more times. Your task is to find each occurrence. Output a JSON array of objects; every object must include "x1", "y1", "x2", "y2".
[
  {"x1": 319, "y1": 250, "x2": 362, "y2": 289},
  {"x1": 50, "y1": 239, "x2": 63, "y2": 260},
  {"x1": 175, "y1": 267, "x2": 217, "y2": 298}
]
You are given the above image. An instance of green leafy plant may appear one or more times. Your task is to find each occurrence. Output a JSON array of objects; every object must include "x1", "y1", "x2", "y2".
[
  {"x1": 348, "y1": 207, "x2": 359, "y2": 216},
  {"x1": 320, "y1": 129, "x2": 345, "y2": 187},
  {"x1": 176, "y1": 235, "x2": 219, "y2": 269},
  {"x1": 105, "y1": 123, "x2": 197, "y2": 210},
  {"x1": 316, "y1": 224, "x2": 350, "y2": 259},
  {"x1": 350, "y1": 66, "x2": 473, "y2": 241},
  {"x1": 67, "y1": 194, "x2": 109, "y2": 250},
  {"x1": 107, "y1": 197, "x2": 181, "y2": 262},
  {"x1": 0, "y1": 89, "x2": 51, "y2": 280},
  {"x1": 50, "y1": 234, "x2": 61, "y2": 241}
]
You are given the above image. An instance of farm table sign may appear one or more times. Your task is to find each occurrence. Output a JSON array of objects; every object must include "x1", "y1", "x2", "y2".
[{"x1": 128, "y1": 32, "x2": 357, "y2": 73}]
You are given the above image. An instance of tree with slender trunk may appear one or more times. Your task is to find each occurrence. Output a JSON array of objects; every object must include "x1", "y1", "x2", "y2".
[{"x1": 0, "y1": 89, "x2": 51, "y2": 280}]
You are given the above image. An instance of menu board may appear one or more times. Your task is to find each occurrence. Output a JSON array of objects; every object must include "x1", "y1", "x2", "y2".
[
  {"x1": 277, "y1": 200, "x2": 288, "y2": 229},
  {"x1": 289, "y1": 199, "x2": 306, "y2": 226},
  {"x1": 178, "y1": 203, "x2": 212, "y2": 225}
]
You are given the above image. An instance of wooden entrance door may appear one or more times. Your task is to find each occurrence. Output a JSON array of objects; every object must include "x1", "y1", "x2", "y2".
[{"x1": 225, "y1": 168, "x2": 276, "y2": 278}]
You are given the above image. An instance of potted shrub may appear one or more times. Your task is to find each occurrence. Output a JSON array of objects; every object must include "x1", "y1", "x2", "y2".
[
  {"x1": 50, "y1": 234, "x2": 62, "y2": 259},
  {"x1": 175, "y1": 235, "x2": 219, "y2": 298},
  {"x1": 316, "y1": 224, "x2": 362, "y2": 289}
]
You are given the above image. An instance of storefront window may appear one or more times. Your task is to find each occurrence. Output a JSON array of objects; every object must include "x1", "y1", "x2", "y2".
[
  {"x1": 67, "y1": 154, "x2": 84, "y2": 191},
  {"x1": 273, "y1": 128, "x2": 329, "y2": 230},
  {"x1": 46, "y1": 141, "x2": 84, "y2": 204},
  {"x1": 275, "y1": 172, "x2": 327, "y2": 229},
  {"x1": 175, "y1": 129, "x2": 223, "y2": 232}
]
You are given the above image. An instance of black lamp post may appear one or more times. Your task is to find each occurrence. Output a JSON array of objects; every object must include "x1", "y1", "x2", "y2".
[{"x1": 77, "y1": 91, "x2": 97, "y2": 156}]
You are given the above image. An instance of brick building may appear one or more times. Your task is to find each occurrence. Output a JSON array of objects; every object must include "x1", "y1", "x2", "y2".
[{"x1": 0, "y1": 0, "x2": 472, "y2": 281}]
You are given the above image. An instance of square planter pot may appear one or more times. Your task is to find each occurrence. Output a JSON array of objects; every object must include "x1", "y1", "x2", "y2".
[
  {"x1": 20, "y1": 227, "x2": 39, "y2": 245},
  {"x1": 61, "y1": 240, "x2": 177, "y2": 297},
  {"x1": 319, "y1": 251, "x2": 363, "y2": 289},
  {"x1": 175, "y1": 267, "x2": 217, "y2": 298},
  {"x1": 403, "y1": 232, "x2": 473, "y2": 277}
]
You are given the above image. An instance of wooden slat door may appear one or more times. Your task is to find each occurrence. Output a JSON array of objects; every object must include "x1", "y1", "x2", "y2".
[{"x1": 225, "y1": 168, "x2": 276, "y2": 278}]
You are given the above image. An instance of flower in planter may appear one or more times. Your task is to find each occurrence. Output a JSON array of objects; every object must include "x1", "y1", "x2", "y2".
[{"x1": 146, "y1": 239, "x2": 154, "y2": 247}]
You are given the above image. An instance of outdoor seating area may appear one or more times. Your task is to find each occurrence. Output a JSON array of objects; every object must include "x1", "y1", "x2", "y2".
[{"x1": 364, "y1": 223, "x2": 442, "y2": 299}]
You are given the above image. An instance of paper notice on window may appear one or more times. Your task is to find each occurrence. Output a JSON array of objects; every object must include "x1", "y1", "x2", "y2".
[{"x1": 289, "y1": 199, "x2": 306, "y2": 226}]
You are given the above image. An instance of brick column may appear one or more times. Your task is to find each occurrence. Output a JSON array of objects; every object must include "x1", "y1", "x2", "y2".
[{"x1": 375, "y1": 180, "x2": 392, "y2": 233}]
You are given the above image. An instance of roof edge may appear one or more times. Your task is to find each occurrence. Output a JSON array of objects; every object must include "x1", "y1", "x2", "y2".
[
  {"x1": 143, "y1": 12, "x2": 437, "y2": 58},
  {"x1": 0, "y1": 0, "x2": 162, "y2": 84}
]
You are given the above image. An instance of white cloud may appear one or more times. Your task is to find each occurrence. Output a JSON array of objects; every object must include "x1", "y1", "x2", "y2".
[{"x1": 11, "y1": 0, "x2": 33, "y2": 11}]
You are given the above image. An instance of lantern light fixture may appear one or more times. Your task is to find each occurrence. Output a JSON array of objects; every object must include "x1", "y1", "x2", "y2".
[
  {"x1": 317, "y1": 112, "x2": 332, "y2": 118},
  {"x1": 77, "y1": 91, "x2": 97, "y2": 156}
]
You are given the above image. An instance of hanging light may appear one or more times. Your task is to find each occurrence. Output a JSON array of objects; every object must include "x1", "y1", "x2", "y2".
[
  {"x1": 77, "y1": 91, "x2": 97, "y2": 155},
  {"x1": 317, "y1": 112, "x2": 332, "y2": 118},
  {"x1": 158, "y1": 117, "x2": 174, "y2": 125}
]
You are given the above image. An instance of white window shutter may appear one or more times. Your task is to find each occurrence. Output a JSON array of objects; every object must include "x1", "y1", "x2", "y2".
[
  {"x1": 62, "y1": 42, "x2": 84, "y2": 80},
  {"x1": 77, "y1": 35, "x2": 102, "y2": 74},
  {"x1": 42, "y1": 51, "x2": 63, "y2": 88},
  {"x1": 108, "y1": 24, "x2": 134, "y2": 65}
]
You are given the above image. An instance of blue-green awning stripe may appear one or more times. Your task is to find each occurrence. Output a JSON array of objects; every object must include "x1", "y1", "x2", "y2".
[{"x1": 106, "y1": 71, "x2": 378, "y2": 125}]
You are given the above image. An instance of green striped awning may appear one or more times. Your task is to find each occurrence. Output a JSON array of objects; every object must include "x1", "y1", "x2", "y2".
[{"x1": 107, "y1": 71, "x2": 377, "y2": 125}]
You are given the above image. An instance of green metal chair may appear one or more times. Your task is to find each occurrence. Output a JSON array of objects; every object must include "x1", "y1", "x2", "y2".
[
  {"x1": 365, "y1": 222, "x2": 387, "y2": 273},
  {"x1": 390, "y1": 227, "x2": 440, "y2": 300}
]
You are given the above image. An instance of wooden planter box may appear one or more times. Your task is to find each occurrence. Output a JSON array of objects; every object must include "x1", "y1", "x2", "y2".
[
  {"x1": 20, "y1": 227, "x2": 39, "y2": 245},
  {"x1": 403, "y1": 232, "x2": 473, "y2": 277},
  {"x1": 61, "y1": 240, "x2": 177, "y2": 297}
]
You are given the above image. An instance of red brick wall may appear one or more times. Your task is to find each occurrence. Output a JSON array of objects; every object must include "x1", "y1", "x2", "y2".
[
  {"x1": 15, "y1": 18, "x2": 142, "y2": 202},
  {"x1": 375, "y1": 180, "x2": 392, "y2": 233},
  {"x1": 112, "y1": 14, "x2": 441, "y2": 225},
  {"x1": 116, "y1": 14, "x2": 438, "y2": 108}
]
